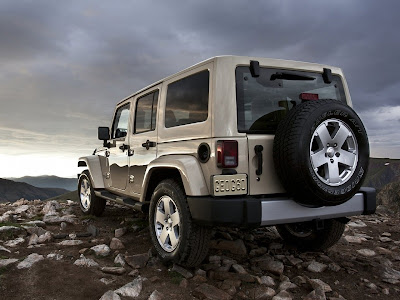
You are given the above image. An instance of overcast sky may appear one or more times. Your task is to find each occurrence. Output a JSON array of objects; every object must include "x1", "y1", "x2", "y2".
[{"x1": 1, "y1": 0, "x2": 399, "y2": 178}]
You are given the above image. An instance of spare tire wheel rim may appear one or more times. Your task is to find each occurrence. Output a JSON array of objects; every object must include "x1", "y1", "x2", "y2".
[
  {"x1": 310, "y1": 118, "x2": 358, "y2": 187},
  {"x1": 154, "y1": 195, "x2": 181, "y2": 252},
  {"x1": 80, "y1": 178, "x2": 91, "y2": 211}
]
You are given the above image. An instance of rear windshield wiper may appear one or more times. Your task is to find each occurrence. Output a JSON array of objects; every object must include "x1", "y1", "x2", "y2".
[{"x1": 270, "y1": 72, "x2": 315, "y2": 81}]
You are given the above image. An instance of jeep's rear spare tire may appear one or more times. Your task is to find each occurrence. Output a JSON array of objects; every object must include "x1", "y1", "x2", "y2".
[{"x1": 273, "y1": 99, "x2": 369, "y2": 206}]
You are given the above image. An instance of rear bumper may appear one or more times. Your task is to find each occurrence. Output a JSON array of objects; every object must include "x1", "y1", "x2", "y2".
[{"x1": 187, "y1": 187, "x2": 376, "y2": 227}]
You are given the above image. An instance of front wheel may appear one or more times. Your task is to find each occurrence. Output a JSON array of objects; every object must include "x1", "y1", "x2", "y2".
[
  {"x1": 78, "y1": 170, "x2": 106, "y2": 217},
  {"x1": 149, "y1": 179, "x2": 210, "y2": 267},
  {"x1": 276, "y1": 219, "x2": 345, "y2": 251}
]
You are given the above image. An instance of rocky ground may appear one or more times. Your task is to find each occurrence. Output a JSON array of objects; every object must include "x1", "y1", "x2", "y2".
[{"x1": 0, "y1": 198, "x2": 399, "y2": 300}]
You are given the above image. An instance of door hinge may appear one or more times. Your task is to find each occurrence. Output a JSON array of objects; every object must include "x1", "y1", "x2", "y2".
[{"x1": 129, "y1": 175, "x2": 135, "y2": 183}]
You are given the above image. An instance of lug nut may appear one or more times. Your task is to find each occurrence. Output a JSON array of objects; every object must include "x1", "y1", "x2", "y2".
[
  {"x1": 330, "y1": 159, "x2": 334, "y2": 163},
  {"x1": 335, "y1": 152, "x2": 340, "y2": 157},
  {"x1": 334, "y1": 143, "x2": 337, "y2": 147}
]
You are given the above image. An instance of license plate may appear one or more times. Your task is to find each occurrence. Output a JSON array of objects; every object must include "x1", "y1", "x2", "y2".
[{"x1": 212, "y1": 174, "x2": 247, "y2": 196}]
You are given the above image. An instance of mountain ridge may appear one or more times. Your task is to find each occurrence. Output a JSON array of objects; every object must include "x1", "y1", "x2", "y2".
[
  {"x1": 0, "y1": 178, "x2": 69, "y2": 203},
  {"x1": 7, "y1": 175, "x2": 77, "y2": 191}
]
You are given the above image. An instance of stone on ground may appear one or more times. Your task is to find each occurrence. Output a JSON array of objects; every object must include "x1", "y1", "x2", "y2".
[
  {"x1": 99, "y1": 290, "x2": 121, "y2": 300},
  {"x1": 115, "y1": 277, "x2": 143, "y2": 298},
  {"x1": 74, "y1": 254, "x2": 99, "y2": 267},
  {"x1": 125, "y1": 253, "x2": 149, "y2": 269},
  {"x1": 91, "y1": 244, "x2": 111, "y2": 256},
  {"x1": 17, "y1": 253, "x2": 44, "y2": 269},
  {"x1": 193, "y1": 283, "x2": 232, "y2": 300}
]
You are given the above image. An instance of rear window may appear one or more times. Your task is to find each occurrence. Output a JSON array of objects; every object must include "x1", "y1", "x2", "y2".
[
  {"x1": 236, "y1": 67, "x2": 346, "y2": 133},
  {"x1": 165, "y1": 70, "x2": 209, "y2": 128}
]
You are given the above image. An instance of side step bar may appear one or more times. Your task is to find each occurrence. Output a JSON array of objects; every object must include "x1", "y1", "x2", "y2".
[{"x1": 94, "y1": 190, "x2": 147, "y2": 212}]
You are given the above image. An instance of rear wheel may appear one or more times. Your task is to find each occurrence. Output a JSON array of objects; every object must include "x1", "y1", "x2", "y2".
[
  {"x1": 78, "y1": 170, "x2": 106, "y2": 216},
  {"x1": 149, "y1": 179, "x2": 210, "y2": 267},
  {"x1": 276, "y1": 219, "x2": 345, "y2": 251}
]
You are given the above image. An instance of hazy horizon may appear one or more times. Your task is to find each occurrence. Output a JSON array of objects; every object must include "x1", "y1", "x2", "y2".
[{"x1": 1, "y1": 0, "x2": 400, "y2": 178}]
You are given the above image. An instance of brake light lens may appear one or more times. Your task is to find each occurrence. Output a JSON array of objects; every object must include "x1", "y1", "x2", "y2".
[
  {"x1": 300, "y1": 93, "x2": 319, "y2": 101},
  {"x1": 216, "y1": 140, "x2": 238, "y2": 168}
]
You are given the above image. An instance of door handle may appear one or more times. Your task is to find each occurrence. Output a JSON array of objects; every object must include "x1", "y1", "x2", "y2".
[
  {"x1": 142, "y1": 140, "x2": 156, "y2": 150},
  {"x1": 254, "y1": 145, "x2": 263, "y2": 176},
  {"x1": 119, "y1": 144, "x2": 129, "y2": 151}
]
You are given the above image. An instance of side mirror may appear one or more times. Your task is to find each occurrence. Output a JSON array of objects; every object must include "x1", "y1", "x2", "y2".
[{"x1": 98, "y1": 127, "x2": 110, "y2": 147}]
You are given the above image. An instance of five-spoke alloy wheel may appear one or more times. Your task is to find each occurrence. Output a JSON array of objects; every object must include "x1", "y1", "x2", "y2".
[{"x1": 78, "y1": 170, "x2": 106, "y2": 216}]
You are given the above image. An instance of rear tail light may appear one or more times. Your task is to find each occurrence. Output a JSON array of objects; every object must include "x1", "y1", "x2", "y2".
[{"x1": 216, "y1": 140, "x2": 238, "y2": 168}]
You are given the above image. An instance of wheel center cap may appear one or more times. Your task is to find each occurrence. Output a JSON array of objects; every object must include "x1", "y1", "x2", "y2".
[{"x1": 326, "y1": 147, "x2": 335, "y2": 158}]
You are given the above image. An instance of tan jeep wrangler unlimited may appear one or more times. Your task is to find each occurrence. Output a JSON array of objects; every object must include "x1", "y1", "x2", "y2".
[{"x1": 78, "y1": 56, "x2": 376, "y2": 267}]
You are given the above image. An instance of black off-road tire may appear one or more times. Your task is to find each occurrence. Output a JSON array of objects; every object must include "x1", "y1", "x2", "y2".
[
  {"x1": 273, "y1": 99, "x2": 369, "y2": 206},
  {"x1": 149, "y1": 179, "x2": 210, "y2": 267},
  {"x1": 276, "y1": 219, "x2": 345, "y2": 251},
  {"x1": 78, "y1": 170, "x2": 106, "y2": 216}
]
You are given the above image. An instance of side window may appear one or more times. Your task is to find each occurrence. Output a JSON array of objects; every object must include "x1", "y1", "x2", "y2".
[
  {"x1": 165, "y1": 70, "x2": 209, "y2": 128},
  {"x1": 111, "y1": 103, "x2": 130, "y2": 139},
  {"x1": 134, "y1": 90, "x2": 159, "y2": 133}
]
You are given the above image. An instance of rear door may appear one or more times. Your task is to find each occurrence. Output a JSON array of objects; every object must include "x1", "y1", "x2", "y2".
[{"x1": 128, "y1": 87, "x2": 160, "y2": 196}]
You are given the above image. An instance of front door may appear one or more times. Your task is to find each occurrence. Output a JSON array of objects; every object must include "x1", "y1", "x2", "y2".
[
  {"x1": 128, "y1": 88, "x2": 160, "y2": 196},
  {"x1": 108, "y1": 102, "x2": 131, "y2": 191}
]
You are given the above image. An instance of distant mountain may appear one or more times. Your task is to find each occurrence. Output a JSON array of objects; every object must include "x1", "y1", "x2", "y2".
[
  {"x1": 363, "y1": 158, "x2": 400, "y2": 191},
  {"x1": 7, "y1": 175, "x2": 77, "y2": 191},
  {"x1": 0, "y1": 178, "x2": 69, "y2": 203}
]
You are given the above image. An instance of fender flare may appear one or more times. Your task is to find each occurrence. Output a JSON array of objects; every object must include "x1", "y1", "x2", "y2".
[
  {"x1": 78, "y1": 156, "x2": 105, "y2": 189},
  {"x1": 141, "y1": 155, "x2": 209, "y2": 202}
]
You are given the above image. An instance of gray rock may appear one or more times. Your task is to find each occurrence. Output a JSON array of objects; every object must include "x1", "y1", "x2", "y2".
[
  {"x1": 0, "y1": 258, "x2": 18, "y2": 267},
  {"x1": 303, "y1": 288, "x2": 326, "y2": 300},
  {"x1": 43, "y1": 215, "x2": 76, "y2": 224},
  {"x1": 209, "y1": 255, "x2": 222, "y2": 263},
  {"x1": 195, "y1": 268, "x2": 207, "y2": 277},
  {"x1": 60, "y1": 222, "x2": 67, "y2": 230},
  {"x1": 292, "y1": 276, "x2": 307, "y2": 286},
  {"x1": 100, "y1": 278, "x2": 116, "y2": 285},
  {"x1": 46, "y1": 253, "x2": 64, "y2": 260},
  {"x1": 38, "y1": 231, "x2": 52, "y2": 243},
  {"x1": 24, "y1": 220, "x2": 46, "y2": 227},
  {"x1": 172, "y1": 264, "x2": 193, "y2": 279},
  {"x1": 249, "y1": 286, "x2": 276, "y2": 299},
  {"x1": 307, "y1": 261, "x2": 327, "y2": 273},
  {"x1": 343, "y1": 235, "x2": 365, "y2": 244},
  {"x1": 148, "y1": 290, "x2": 163, "y2": 300},
  {"x1": 328, "y1": 263, "x2": 341, "y2": 272},
  {"x1": 99, "y1": 290, "x2": 121, "y2": 300},
  {"x1": 41, "y1": 201, "x2": 60, "y2": 215},
  {"x1": 74, "y1": 254, "x2": 99, "y2": 267},
  {"x1": 382, "y1": 266, "x2": 400, "y2": 284},
  {"x1": 0, "y1": 245, "x2": 11, "y2": 253},
  {"x1": 87, "y1": 224, "x2": 99, "y2": 237},
  {"x1": 125, "y1": 253, "x2": 149, "y2": 269},
  {"x1": 14, "y1": 205, "x2": 30, "y2": 214},
  {"x1": 193, "y1": 283, "x2": 232, "y2": 300},
  {"x1": 278, "y1": 281, "x2": 297, "y2": 291},
  {"x1": 356, "y1": 249, "x2": 376, "y2": 257},
  {"x1": 379, "y1": 237, "x2": 392, "y2": 243},
  {"x1": 28, "y1": 233, "x2": 39, "y2": 245},
  {"x1": 115, "y1": 277, "x2": 143, "y2": 298},
  {"x1": 115, "y1": 227, "x2": 127, "y2": 238},
  {"x1": 258, "y1": 275, "x2": 275, "y2": 287},
  {"x1": 114, "y1": 253, "x2": 126, "y2": 266},
  {"x1": 110, "y1": 238, "x2": 125, "y2": 250},
  {"x1": 4, "y1": 237, "x2": 25, "y2": 247},
  {"x1": 309, "y1": 279, "x2": 332, "y2": 292},
  {"x1": 17, "y1": 253, "x2": 44, "y2": 269},
  {"x1": 211, "y1": 239, "x2": 247, "y2": 255},
  {"x1": 258, "y1": 259, "x2": 284, "y2": 275},
  {"x1": 91, "y1": 244, "x2": 111, "y2": 256},
  {"x1": 101, "y1": 267, "x2": 126, "y2": 275},
  {"x1": 347, "y1": 220, "x2": 367, "y2": 227},
  {"x1": 286, "y1": 256, "x2": 303, "y2": 266},
  {"x1": 382, "y1": 232, "x2": 392, "y2": 237},
  {"x1": 26, "y1": 226, "x2": 46, "y2": 236},
  {"x1": 58, "y1": 239, "x2": 83, "y2": 246},
  {"x1": 272, "y1": 290, "x2": 292, "y2": 300},
  {"x1": 232, "y1": 264, "x2": 247, "y2": 274}
]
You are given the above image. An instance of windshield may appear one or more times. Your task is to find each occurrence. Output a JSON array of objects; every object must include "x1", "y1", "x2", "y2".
[{"x1": 236, "y1": 66, "x2": 346, "y2": 133}]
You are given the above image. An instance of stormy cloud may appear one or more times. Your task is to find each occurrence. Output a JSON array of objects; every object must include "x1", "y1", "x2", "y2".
[{"x1": 0, "y1": 0, "x2": 399, "y2": 177}]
